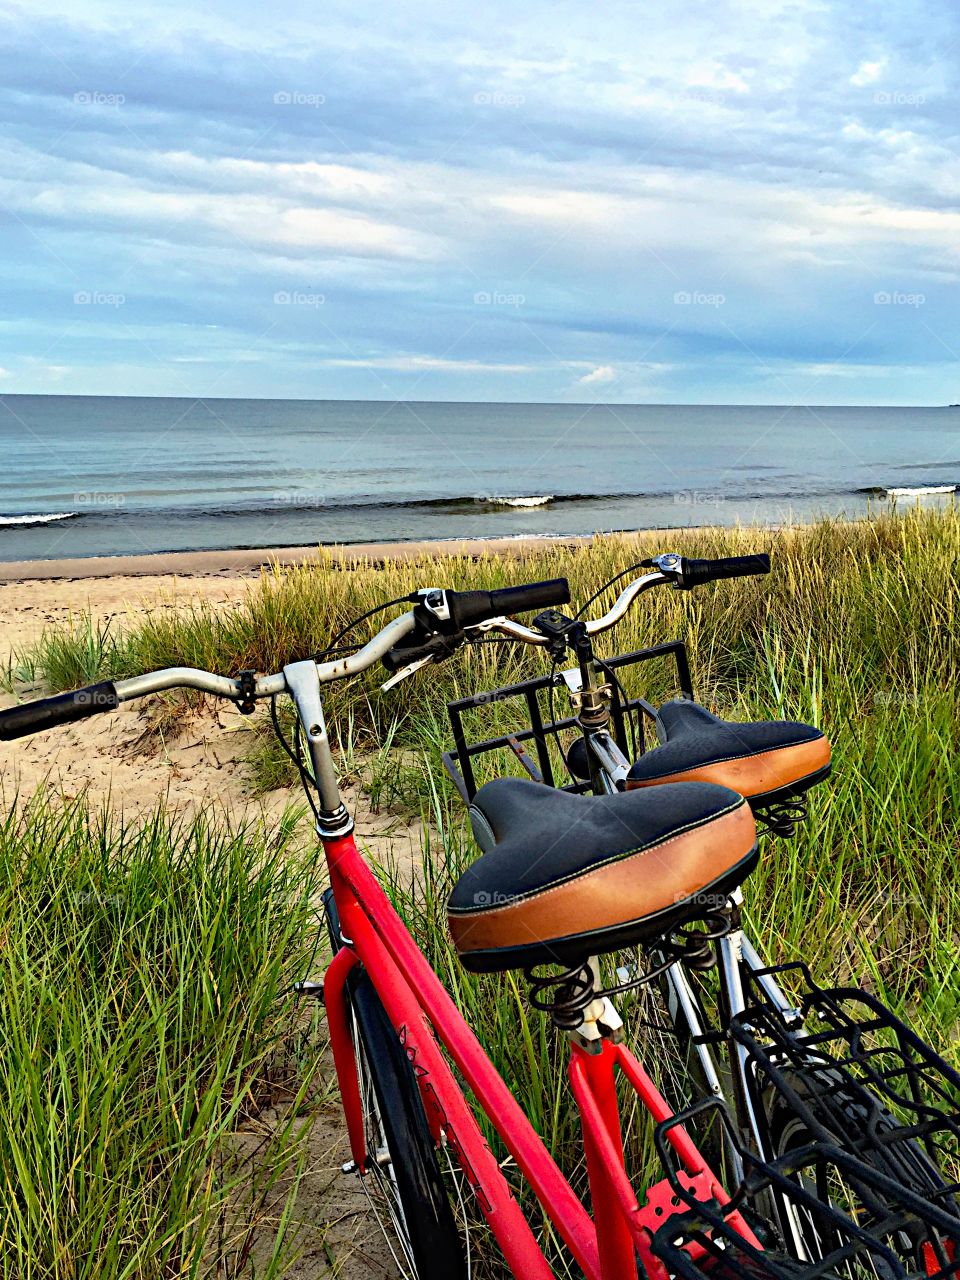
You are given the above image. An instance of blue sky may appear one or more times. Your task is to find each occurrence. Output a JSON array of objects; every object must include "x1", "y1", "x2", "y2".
[{"x1": 1, "y1": 0, "x2": 958, "y2": 403}]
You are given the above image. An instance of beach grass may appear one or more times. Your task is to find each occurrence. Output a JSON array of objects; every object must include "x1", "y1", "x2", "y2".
[
  {"x1": 4, "y1": 504, "x2": 960, "y2": 1275},
  {"x1": 0, "y1": 793, "x2": 327, "y2": 1279}
]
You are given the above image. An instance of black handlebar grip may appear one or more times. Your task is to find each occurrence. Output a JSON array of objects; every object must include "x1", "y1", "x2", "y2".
[
  {"x1": 679, "y1": 554, "x2": 771, "y2": 589},
  {"x1": 0, "y1": 681, "x2": 119, "y2": 740},
  {"x1": 447, "y1": 578, "x2": 570, "y2": 630}
]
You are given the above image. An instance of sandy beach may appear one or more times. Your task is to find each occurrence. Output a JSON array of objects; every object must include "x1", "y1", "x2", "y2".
[
  {"x1": 0, "y1": 534, "x2": 585, "y2": 842},
  {"x1": 0, "y1": 533, "x2": 585, "y2": 582}
]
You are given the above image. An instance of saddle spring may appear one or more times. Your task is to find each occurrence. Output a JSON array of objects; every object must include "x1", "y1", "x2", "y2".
[
  {"x1": 753, "y1": 794, "x2": 809, "y2": 838},
  {"x1": 525, "y1": 900, "x2": 735, "y2": 1030}
]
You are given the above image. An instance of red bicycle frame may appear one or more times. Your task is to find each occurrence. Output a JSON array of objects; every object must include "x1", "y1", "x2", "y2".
[{"x1": 322, "y1": 828, "x2": 759, "y2": 1279}]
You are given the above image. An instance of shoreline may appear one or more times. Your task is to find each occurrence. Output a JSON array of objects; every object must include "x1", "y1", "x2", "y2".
[{"x1": 0, "y1": 534, "x2": 594, "y2": 583}]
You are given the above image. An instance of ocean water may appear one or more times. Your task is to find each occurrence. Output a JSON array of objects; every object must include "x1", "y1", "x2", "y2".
[{"x1": 1, "y1": 396, "x2": 958, "y2": 561}]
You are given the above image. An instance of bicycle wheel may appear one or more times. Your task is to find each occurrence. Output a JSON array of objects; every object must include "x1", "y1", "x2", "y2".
[
  {"x1": 323, "y1": 891, "x2": 467, "y2": 1279},
  {"x1": 762, "y1": 1065, "x2": 959, "y2": 1274}
]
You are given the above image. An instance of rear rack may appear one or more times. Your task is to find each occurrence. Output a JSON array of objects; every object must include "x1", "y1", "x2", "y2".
[
  {"x1": 650, "y1": 1136, "x2": 960, "y2": 1280},
  {"x1": 733, "y1": 961, "x2": 960, "y2": 1199},
  {"x1": 643, "y1": 970, "x2": 960, "y2": 1280},
  {"x1": 649, "y1": 1093, "x2": 960, "y2": 1280},
  {"x1": 442, "y1": 640, "x2": 693, "y2": 802}
]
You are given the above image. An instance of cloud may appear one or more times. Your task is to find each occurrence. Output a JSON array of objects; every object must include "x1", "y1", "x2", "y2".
[
  {"x1": 850, "y1": 58, "x2": 887, "y2": 86},
  {"x1": 0, "y1": 1, "x2": 958, "y2": 402},
  {"x1": 578, "y1": 365, "x2": 617, "y2": 385},
  {"x1": 324, "y1": 355, "x2": 536, "y2": 373}
]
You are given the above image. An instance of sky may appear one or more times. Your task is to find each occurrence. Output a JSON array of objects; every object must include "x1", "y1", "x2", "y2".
[{"x1": 1, "y1": 0, "x2": 958, "y2": 404}]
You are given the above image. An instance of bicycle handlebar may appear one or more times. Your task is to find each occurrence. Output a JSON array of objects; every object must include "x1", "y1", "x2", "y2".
[
  {"x1": 0, "y1": 681, "x2": 120, "y2": 740},
  {"x1": 0, "y1": 552, "x2": 768, "y2": 738},
  {"x1": 674, "y1": 554, "x2": 770, "y2": 589},
  {"x1": 446, "y1": 579, "x2": 570, "y2": 629}
]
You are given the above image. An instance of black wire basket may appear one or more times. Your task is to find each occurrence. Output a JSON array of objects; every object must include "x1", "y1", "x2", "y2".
[
  {"x1": 441, "y1": 639, "x2": 693, "y2": 802},
  {"x1": 649, "y1": 968, "x2": 960, "y2": 1280}
]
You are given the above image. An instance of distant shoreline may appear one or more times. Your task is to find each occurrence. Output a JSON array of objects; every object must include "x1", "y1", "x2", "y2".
[{"x1": 0, "y1": 534, "x2": 598, "y2": 582}]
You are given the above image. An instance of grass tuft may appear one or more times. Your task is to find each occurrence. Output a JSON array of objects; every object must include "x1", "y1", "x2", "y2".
[{"x1": 0, "y1": 791, "x2": 326, "y2": 1279}]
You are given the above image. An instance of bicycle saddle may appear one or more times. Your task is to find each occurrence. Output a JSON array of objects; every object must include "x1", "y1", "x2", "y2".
[
  {"x1": 626, "y1": 700, "x2": 831, "y2": 804},
  {"x1": 448, "y1": 777, "x2": 757, "y2": 972}
]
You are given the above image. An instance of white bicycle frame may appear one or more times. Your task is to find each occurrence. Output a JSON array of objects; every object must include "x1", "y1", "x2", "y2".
[{"x1": 568, "y1": 701, "x2": 807, "y2": 1194}]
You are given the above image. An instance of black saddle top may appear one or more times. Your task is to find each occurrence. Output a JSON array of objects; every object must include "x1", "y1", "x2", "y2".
[
  {"x1": 626, "y1": 700, "x2": 830, "y2": 804},
  {"x1": 448, "y1": 776, "x2": 757, "y2": 971}
]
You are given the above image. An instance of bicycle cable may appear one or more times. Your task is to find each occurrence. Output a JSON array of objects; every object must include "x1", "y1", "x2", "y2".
[
  {"x1": 270, "y1": 693, "x2": 320, "y2": 823},
  {"x1": 312, "y1": 592, "x2": 417, "y2": 662},
  {"x1": 594, "y1": 654, "x2": 640, "y2": 763},
  {"x1": 268, "y1": 593, "x2": 422, "y2": 819},
  {"x1": 548, "y1": 561, "x2": 649, "y2": 774}
]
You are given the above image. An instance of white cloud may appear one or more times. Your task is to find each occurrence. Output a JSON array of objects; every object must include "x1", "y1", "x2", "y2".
[
  {"x1": 325, "y1": 355, "x2": 535, "y2": 373},
  {"x1": 685, "y1": 63, "x2": 750, "y2": 94},
  {"x1": 578, "y1": 365, "x2": 616, "y2": 385},
  {"x1": 850, "y1": 58, "x2": 887, "y2": 86}
]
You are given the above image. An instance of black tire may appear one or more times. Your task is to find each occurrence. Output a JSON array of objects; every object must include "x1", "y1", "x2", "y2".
[
  {"x1": 323, "y1": 891, "x2": 467, "y2": 1279},
  {"x1": 762, "y1": 1065, "x2": 958, "y2": 1272}
]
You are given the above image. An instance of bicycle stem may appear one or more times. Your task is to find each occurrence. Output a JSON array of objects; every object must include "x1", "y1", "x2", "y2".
[{"x1": 284, "y1": 659, "x2": 353, "y2": 835}]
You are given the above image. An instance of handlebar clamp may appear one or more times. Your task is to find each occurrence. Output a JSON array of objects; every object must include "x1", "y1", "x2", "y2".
[{"x1": 235, "y1": 669, "x2": 258, "y2": 715}]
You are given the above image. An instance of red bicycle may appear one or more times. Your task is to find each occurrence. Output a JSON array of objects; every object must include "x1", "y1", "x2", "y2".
[{"x1": 3, "y1": 552, "x2": 959, "y2": 1280}]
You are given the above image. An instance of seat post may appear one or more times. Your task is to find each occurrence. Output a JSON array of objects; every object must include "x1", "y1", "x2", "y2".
[{"x1": 564, "y1": 958, "x2": 624, "y2": 1054}]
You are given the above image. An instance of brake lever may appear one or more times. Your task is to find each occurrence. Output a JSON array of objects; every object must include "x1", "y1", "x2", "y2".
[{"x1": 380, "y1": 655, "x2": 435, "y2": 692}]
